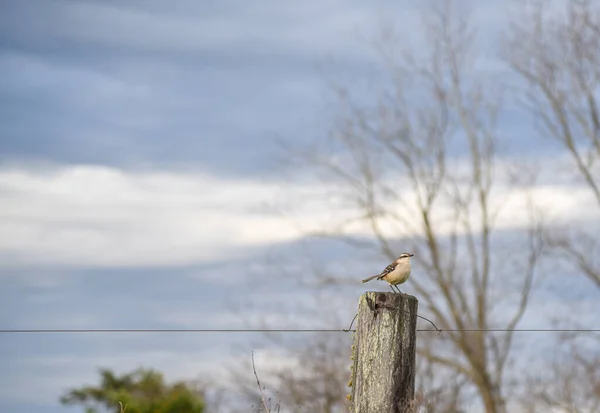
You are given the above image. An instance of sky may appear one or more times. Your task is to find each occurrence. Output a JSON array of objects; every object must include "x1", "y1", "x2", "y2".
[{"x1": 1, "y1": 1, "x2": 599, "y2": 412}]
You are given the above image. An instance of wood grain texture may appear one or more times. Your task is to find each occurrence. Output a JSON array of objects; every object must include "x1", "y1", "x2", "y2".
[{"x1": 350, "y1": 292, "x2": 418, "y2": 413}]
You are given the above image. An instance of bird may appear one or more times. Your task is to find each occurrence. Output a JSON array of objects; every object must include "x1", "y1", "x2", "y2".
[{"x1": 362, "y1": 253, "x2": 414, "y2": 293}]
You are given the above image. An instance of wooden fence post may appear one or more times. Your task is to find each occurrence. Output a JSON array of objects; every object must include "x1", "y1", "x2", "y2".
[{"x1": 350, "y1": 291, "x2": 418, "y2": 413}]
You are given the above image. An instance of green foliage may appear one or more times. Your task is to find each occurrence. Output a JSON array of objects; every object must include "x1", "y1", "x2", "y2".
[{"x1": 60, "y1": 368, "x2": 205, "y2": 413}]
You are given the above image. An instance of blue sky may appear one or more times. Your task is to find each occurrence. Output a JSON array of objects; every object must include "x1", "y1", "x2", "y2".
[{"x1": 1, "y1": 1, "x2": 599, "y2": 412}]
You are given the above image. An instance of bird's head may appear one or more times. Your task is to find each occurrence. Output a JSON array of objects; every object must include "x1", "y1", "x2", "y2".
[{"x1": 395, "y1": 253, "x2": 414, "y2": 263}]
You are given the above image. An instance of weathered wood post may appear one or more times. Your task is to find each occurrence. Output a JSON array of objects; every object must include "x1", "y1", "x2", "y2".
[{"x1": 350, "y1": 291, "x2": 418, "y2": 412}]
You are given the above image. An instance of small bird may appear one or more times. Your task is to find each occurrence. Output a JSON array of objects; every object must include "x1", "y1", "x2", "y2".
[{"x1": 362, "y1": 253, "x2": 414, "y2": 293}]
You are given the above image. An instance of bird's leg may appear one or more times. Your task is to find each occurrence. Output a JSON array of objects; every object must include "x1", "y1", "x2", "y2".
[{"x1": 389, "y1": 285, "x2": 396, "y2": 293}]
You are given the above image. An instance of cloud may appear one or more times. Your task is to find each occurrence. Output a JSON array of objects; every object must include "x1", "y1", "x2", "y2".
[
  {"x1": 1, "y1": 0, "x2": 552, "y2": 180},
  {"x1": 3, "y1": 0, "x2": 522, "y2": 60},
  {"x1": 3, "y1": 0, "x2": 392, "y2": 63},
  {"x1": 1, "y1": 161, "x2": 598, "y2": 268},
  {"x1": 0, "y1": 164, "x2": 303, "y2": 267}
]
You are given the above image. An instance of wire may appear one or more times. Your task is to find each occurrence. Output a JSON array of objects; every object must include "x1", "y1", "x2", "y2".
[
  {"x1": 1, "y1": 328, "x2": 599, "y2": 333},
  {"x1": 0, "y1": 329, "x2": 345, "y2": 333}
]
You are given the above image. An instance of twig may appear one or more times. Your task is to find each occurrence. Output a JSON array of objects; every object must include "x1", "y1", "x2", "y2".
[
  {"x1": 118, "y1": 402, "x2": 127, "y2": 413},
  {"x1": 252, "y1": 351, "x2": 271, "y2": 412}
]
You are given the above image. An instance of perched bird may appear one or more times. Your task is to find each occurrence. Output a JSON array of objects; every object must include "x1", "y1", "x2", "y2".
[{"x1": 362, "y1": 253, "x2": 414, "y2": 293}]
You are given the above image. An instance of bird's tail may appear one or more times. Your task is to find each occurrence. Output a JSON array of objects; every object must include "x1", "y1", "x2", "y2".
[{"x1": 361, "y1": 274, "x2": 380, "y2": 283}]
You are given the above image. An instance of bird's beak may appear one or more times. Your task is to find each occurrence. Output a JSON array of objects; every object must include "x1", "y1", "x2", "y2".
[{"x1": 410, "y1": 254, "x2": 414, "y2": 257}]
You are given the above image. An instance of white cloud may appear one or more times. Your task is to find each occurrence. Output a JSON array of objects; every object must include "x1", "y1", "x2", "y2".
[
  {"x1": 0, "y1": 162, "x2": 598, "y2": 268},
  {"x1": 0, "y1": 164, "x2": 305, "y2": 267}
]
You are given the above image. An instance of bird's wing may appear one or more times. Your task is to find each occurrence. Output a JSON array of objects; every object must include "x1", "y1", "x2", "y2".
[{"x1": 377, "y1": 262, "x2": 397, "y2": 279}]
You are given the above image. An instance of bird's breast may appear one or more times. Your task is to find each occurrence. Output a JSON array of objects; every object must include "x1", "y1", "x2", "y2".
[{"x1": 385, "y1": 266, "x2": 411, "y2": 285}]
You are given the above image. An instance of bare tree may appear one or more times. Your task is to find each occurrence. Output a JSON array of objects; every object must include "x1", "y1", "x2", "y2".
[
  {"x1": 506, "y1": 1, "x2": 600, "y2": 411},
  {"x1": 522, "y1": 334, "x2": 600, "y2": 413},
  {"x1": 226, "y1": 291, "x2": 353, "y2": 413},
  {"x1": 282, "y1": 2, "x2": 544, "y2": 412},
  {"x1": 264, "y1": 334, "x2": 350, "y2": 413},
  {"x1": 415, "y1": 335, "x2": 469, "y2": 413},
  {"x1": 507, "y1": 0, "x2": 600, "y2": 287}
]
